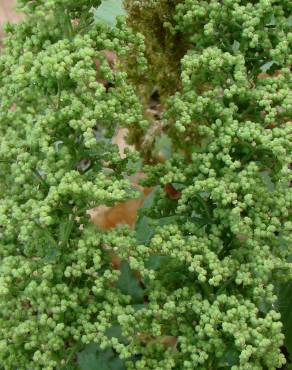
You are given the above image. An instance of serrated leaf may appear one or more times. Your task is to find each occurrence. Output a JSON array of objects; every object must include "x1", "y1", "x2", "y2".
[
  {"x1": 135, "y1": 216, "x2": 154, "y2": 245},
  {"x1": 125, "y1": 159, "x2": 142, "y2": 174},
  {"x1": 106, "y1": 324, "x2": 128, "y2": 344},
  {"x1": 61, "y1": 362, "x2": 78, "y2": 370},
  {"x1": 77, "y1": 343, "x2": 99, "y2": 370},
  {"x1": 43, "y1": 248, "x2": 59, "y2": 263},
  {"x1": 146, "y1": 257, "x2": 188, "y2": 289},
  {"x1": 276, "y1": 280, "x2": 292, "y2": 360},
  {"x1": 259, "y1": 171, "x2": 275, "y2": 192},
  {"x1": 135, "y1": 215, "x2": 178, "y2": 245},
  {"x1": 157, "y1": 215, "x2": 179, "y2": 226},
  {"x1": 34, "y1": 225, "x2": 60, "y2": 263},
  {"x1": 258, "y1": 300, "x2": 272, "y2": 314},
  {"x1": 146, "y1": 255, "x2": 170, "y2": 270},
  {"x1": 117, "y1": 261, "x2": 144, "y2": 303},
  {"x1": 140, "y1": 188, "x2": 158, "y2": 211},
  {"x1": 266, "y1": 14, "x2": 277, "y2": 26},
  {"x1": 153, "y1": 134, "x2": 172, "y2": 160},
  {"x1": 146, "y1": 256, "x2": 181, "y2": 277},
  {"x1": 93, "y1": 0, "x2": 125, "y2": 27},
  {"x1": 219, "y1": 348, "x2": 240, "y2": 367},
  {"x1": 133, "y1": 303, "x2": 147, "y2": 311},
  {"x1": 232, "y1": 40, "x2": 240, "y2": 52},
  {"x1": 77, "y1": 344, "x2": 126, "y2": 370},
  {"x1": 94, "y1": 348, "x2": 125, "y2": 370},
  {"x1": 189, "y1": 215, "x2": 210, "y2": 227}
]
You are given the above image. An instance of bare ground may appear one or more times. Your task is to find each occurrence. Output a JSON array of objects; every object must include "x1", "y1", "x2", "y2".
[{"x1": 0, "y1": 0, "x2": 23, "y2": 40}]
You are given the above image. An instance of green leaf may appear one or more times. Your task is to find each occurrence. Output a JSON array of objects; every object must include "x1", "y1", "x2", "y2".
[
  {"x1": 34, "y1": 224, "x2": 60, "y2": 263},
  {"x1": 61, "y1": 362, "x2": 78, "y2": 370},
  {"x1": 153, "y1": 134, "x2": 172, "y2": 160},
  {"x1": 140, "y1": 188, "x2": 158, "y2": 211},
  {"x1": 135, "y1": 216, "x2": 154, "y2": 245},
  {"x1": 146, "y1": 255, "x2": 170, "y2": 270},
  {"x1": 192, "y1": 193, "x2": 212, "y2": 221},
  {"x1": 260, "y1": 60, "x2": 278, "y2": 73},
  {"x1": 77, "y1": 344, "x2": 126, "y2": 370},
  {"x1": 276, "y1": 280, "x2": 292, "y2": 360},
  {"x1": 145, "y1": 257, "x2": 188, "y2": 290},
  {"x1": 117, "y1": 261, "x2": 144, "y2": 303},
  {"x1": 266, "y1": 14, "x2": 277, "y2": 26},
  {"x1": 59, "y1": 218, "x2": 75, "y2": 246},
  {"x1": 93, "y1": 0, "x2": 125, "y2": 27},
  {"x1": 232, "y1": 40, "x2": 240, "y2": 53},
  {"x1": 94, "y1": 348, "x2": 125, "y2": 370},
  {"x1": 259, "y1": 171, "x2": 275, "y2": 192},
  {"x1": 133, "y1": 303, "x2": 147, "y2": 311},
  {"x1": 219, "y1": 348, "x2": 240, "y2": 367},
  {"x1": 125, "y1": 159, "x2": 142, "y2": 174},
  {"x1": 106, "y1": 324, "x2": 128, "y2": 344},
  {"x1": 135, "y1": 215, "x2": 178, "y2": 245},
  {"x1": 43, "y1": 248, "x2": 59, "y2": 263},
  {"x1": 258, "y1": 299, "x2": 272, "y2": 314},
  {"x1": 77, "y1": 343, "x2": 99, "y2": 370}
]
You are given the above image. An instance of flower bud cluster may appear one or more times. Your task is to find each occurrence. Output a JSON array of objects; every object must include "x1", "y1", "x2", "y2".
[
  {"x1": 0, "y1": 0, "x2": 291, "y2": 369},
  {"x1": 116, "y1": 0, "x2": 292, "y2": 369},
  {"x1": 0, "y1": 0, "x2": 146, "y2": 368}
]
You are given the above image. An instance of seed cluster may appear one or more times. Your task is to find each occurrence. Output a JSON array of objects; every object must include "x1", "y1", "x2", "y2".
[
  {"x1": 116, "y1": 0, "x2": 292, "y2": 369},
  {"x1": 0, "y1": 0, "x2": 291, "y2": 369},
  {"x1": 0, "y1": 1, "x2": 146, "y2": 368}
]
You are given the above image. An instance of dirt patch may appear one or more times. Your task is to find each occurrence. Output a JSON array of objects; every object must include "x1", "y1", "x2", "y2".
[{"x1": 0, "y1": 0, "x2": 23, "y2": 41}]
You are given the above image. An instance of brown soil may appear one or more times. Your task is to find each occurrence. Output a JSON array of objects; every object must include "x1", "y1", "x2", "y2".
[{"x1": 0, "y1": 0, "x2": 23, "y2": 41}]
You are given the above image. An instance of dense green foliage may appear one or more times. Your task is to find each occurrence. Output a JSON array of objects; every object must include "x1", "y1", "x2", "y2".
[
  {"x1": 0, "y1": 1, "x2": 146, "y2": 368},
  {"x1": 0, "y1": 0, "x2": 291, "y2": 369}
]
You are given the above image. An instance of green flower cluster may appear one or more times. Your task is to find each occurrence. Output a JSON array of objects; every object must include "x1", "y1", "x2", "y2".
[
  {"x1": 0, "y1": 0, "x2": 291, "y2": 369},
  {"x1": 0, "y1": 1, "x2": 146, "y2": 368},
  {"x1": 120, "y1": 138, "x2": 291, "y2": 368},
  {"x1": 110, "y1": 0, "x2": 291, "y2": 369},
  {"x1": 125, "y1": 0, "x2": 291, "y2": 99}
]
